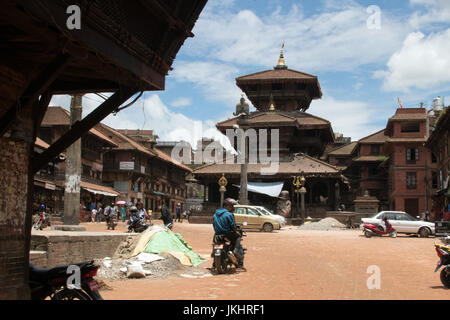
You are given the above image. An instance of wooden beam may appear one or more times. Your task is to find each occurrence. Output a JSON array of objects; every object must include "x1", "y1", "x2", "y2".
[
  {"x1": 0, "y1": 53, "x2": 72, "y2": 137},
  {"x1": 20, "y1": 0, "x2": 166, "y2": 90},
  {"x1": 32, "y1": 88, "x2": 137, "y2": 173}
]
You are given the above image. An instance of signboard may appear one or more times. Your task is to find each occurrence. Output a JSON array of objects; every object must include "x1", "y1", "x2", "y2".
[
  {"x1": 119, "y1": 162, "x2": 134, "y2": 170},
  {"x1": 141, "y1": 166, "x2": 145, "y2": 174}
]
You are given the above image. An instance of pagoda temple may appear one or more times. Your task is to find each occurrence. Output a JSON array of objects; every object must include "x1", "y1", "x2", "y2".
[{"x1": 193, "y1": 48, "x2": 349, "y2": 218}]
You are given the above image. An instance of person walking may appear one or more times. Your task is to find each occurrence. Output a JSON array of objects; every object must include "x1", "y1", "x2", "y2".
[
  {"x1": 160, "y1": 201, "x2": 173, "y2": 229},
  {"x1": 91, "y1": 207, "x2": 97, "y2": 223},
  {"x1": 176, "y1": 203, "x2": 182, "y2": 222},
  {"x1": 121, "y1": 205, "x2": 126, "y2": 222},
  {"x1": 96, "y1": 204, "x2": 103, "y2": 223}
]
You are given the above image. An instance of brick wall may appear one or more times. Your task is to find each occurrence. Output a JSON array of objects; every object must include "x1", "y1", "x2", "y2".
[
  {"x1": 0, "y1": 135, "x2": 32, "y2": 299},
  {"x1": 30, "y1": 232, "x2": 134, "y2": 267}
]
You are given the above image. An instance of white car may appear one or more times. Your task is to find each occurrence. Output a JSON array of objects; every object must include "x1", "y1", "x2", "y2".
[
  {"x1": 361, "y1": 211, "x2": 435, "y2": 238},
  {"x1": 254, "y1": 206, "x2": 286, "y2": 227}
]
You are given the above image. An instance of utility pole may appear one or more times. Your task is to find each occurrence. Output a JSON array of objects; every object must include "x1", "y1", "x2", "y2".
[{"x1": 63, "y1": 94, "x2": 83, "y2": 226}]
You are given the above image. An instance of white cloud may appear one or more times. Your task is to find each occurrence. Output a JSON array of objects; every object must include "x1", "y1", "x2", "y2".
[
  {"x1": 375, "y1": 29, "x2": 450, "y2": 92},
  {"x1": 308, "y1": 96, "x2": 385, "y2": 141},
  {"x1": 184, "y1": 3, "x2": 409, "y2": 72},
  {"x1": 171, "y1": 61, "x2": 243, "y2": 106},
  {"x1": 409, "y1": 0, "x2": 450, "y2": 29},
  {"x1": 170, "y1": 97, "x2": 192, "y2": 108}
]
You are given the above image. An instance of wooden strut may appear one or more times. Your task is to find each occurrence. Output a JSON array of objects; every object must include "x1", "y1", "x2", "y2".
[
  {"x1": 0, "y1": 53, "x2": 72, "y2": 137},
  {"x1": 32, "y1": 87, "x2": 137, "y2": 174}
]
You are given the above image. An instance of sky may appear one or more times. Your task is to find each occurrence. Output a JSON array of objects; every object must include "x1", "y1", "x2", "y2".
[{"x1": 51, "y1": 0, "x2": 450, "y2": 148}]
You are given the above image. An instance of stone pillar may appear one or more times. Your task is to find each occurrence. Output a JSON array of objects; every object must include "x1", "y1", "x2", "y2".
[
  {"x1": 0, "y1": 109, "x2": 35, "y2": 299},
  {"x1": 239, "y1": 136, "x2": 249, "y2": 205},
  {"x1": 63, "y1": 95, "x2": 83, "y2": 225}
]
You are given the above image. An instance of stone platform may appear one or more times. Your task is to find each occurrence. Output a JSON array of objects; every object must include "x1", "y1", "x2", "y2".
[{"x1": 30, "y1": 230, "x2": 138, "y2": 268}]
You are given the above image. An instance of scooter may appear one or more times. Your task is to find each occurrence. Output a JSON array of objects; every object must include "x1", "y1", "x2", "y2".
[
  {"x1": 363, "y1": 217, "x2": 397, "y2": 238},
  {"x1": 211, "y1": 227, "x2": 246, "y2": 274},
  {"x1": 434, "y1": 237, "x2": 450, "y2": 288},
  {"x1": 29, "y1": 260, "x2": 103, "y2": 300}
]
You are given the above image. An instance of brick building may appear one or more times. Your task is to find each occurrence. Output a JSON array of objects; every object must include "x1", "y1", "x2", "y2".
[
  {"x1": 326, "y1": 130, "x2": 389, "y2": 210},
  {"x1": 426, "y1": 106, "x2": 450, "y2": 220},
  {"x1": 384, "y1": 108, "x2": 439, "y2": 217},
  {"x1": 96, "y1": 125, "x2": 192, "y2": 214}
]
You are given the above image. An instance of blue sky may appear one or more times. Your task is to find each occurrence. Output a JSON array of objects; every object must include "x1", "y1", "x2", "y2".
[{"x1": 51, "y1": 0, "x2": 450, "y2": 147}]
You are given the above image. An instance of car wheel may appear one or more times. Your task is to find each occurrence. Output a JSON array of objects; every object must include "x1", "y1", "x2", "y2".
[
  {"x1": 419, "y1": 227, "x2": 431, "y2": 238},
  {"x1": 263, "y1": 223, "x2": 273, "y2": 233}
]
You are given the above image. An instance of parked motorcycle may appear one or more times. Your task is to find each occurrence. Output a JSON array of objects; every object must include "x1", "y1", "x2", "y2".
[
  {"x1": 434, "y1": 238, "x2": 450, "y2": 288},
  {"x1": 33, "y1": 212, "x2": 50, "y2": 230},
  {"x1": 211, "y1": 227, "x2": 246, "y2": 274},
  {"x1": 29, "y1": 260, "x2": 103, "y2": 300},
  {"x1": 363, "y1": 217, "x2": 397, "y2": 238}
]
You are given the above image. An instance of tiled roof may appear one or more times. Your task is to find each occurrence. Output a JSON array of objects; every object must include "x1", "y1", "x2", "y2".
[
  {"x1": 216, "y1": 111, "x2": 330, "y2": 129},
  {"x1": 42, "y1": 107, "x2": 118, "y2": 147},
  {"x1": 388, "y1": 113, "x2": 427, "y2": 121},
  {"x1": 359, "y1": 129, "x2": 388, "y2": 144},
  {"x1": 35, "y1": 137, "x2": 50, "y2": 149},
  {"x1": 97, "y1": 123, "x2": 192, "y2": 172},
  {"x1": 353, "y1": 156, "x2": 385, "y2": 162},
  {"x1": 193, "y1": 153, "x2": 341, "y2": 176},
  {"x1": 386, "y1": 137, "x2": 427, "y2": 143},
  {"x1": 327, "y1": 142, "x2": 358, "y2": 156},
  {"x1": 236, "y1": 69, "x2": 318, "y2": 81}
]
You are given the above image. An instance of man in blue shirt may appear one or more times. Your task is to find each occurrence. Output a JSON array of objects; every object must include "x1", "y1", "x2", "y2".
[{"x1": 213, "y1": 198, "x2": 245, "y2": 269}]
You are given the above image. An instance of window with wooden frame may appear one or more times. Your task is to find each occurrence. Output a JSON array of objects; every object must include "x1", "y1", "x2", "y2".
[
  {"x1": 406, "y1": 172, "x2": 417, "y2": 189},
  {"x1": 406, "y1": 148, "x2": 419, "y2": 163}
]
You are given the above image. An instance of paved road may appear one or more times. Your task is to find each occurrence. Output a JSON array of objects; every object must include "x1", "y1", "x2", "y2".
[{"x1": 84, "y1": 221, "x2": 449, "y2": 300}]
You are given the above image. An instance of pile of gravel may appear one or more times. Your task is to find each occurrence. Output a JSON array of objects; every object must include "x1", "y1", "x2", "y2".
[{"x1": 298, "y1": 217, "x2": 346, "y2": 231}]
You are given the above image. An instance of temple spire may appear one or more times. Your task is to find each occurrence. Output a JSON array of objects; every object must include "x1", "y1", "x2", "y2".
[{"x1": 274, "y1": 42, "x2": 288, "y2": 70}]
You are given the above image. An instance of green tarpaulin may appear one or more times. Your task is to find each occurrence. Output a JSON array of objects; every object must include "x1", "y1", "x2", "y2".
[{"x1": 143, "y1": 230, "x2": 206, "y2": 267}]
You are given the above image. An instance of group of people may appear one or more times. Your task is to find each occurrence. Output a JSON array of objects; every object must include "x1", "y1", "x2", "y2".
[
  {"x1": 90, "y1": 202, "x2": 151, "y2": 225},
  {"x1": 88, "y1": 200, "x2": 186, "y2": 229}
]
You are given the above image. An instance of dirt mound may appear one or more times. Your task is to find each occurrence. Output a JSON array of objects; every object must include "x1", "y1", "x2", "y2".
[{"x1": 298, "y1": 217, "x2": 346, "y2": 231}]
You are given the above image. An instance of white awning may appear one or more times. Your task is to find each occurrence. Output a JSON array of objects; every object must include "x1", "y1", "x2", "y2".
[
  {"x1": 83, "y1": 187, "x2": 118, "y2": 197},
  {"x1": 235, "y1": 182, "x2": 284, "y2": 198}
]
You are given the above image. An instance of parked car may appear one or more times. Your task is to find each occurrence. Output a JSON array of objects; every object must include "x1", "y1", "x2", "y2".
[
  {"x1": 254, "y1": 206, "x2": 286, "y2": 227},
  {"x1": 233, "y1": 205, "x2": 280, "y2": 232},
  {"x1": 361, "y1": 211, "x2": 435, "y2": 238}
]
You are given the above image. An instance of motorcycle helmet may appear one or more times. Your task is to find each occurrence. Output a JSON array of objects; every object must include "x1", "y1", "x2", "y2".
[
  {"x1": 130, "y1": 206, "x2": 138, "y2": 212},
  {"x1": 39, "y1": 204, "x2": 46, "y2": 210}
]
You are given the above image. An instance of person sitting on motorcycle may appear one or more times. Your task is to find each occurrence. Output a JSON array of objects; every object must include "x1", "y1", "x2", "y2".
[
  {"x1": 383, "y1": 216, "x2": 392, "y2": 231},
  {"x1": 212, "y1": 198, "x2": 245, "y2": 269}
]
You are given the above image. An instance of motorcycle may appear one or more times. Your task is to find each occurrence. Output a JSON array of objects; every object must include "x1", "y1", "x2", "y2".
[
  {"x1": 211, "y1": 227, "x2": 246, "y2": 274},
  {"x1": 127, "y1": 217, "x2": 150, "y2": 233},
  {"x1": 29, "y1": 260, "x2": 103, "y2": 300},
  {"x1": 363, "y1": 217, "x2": 397, "y2": 238},
  {"x1": 33, "y1": 212, "x2": 50, "y2": 230},
  {"x1": 434, "y1": 237, "x2": 450, "y2": 288}
]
